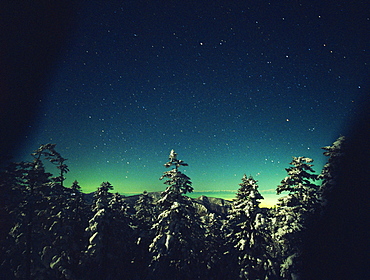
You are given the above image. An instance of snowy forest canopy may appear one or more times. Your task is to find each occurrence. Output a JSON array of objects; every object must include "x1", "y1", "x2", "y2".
[{"x1": 0, "y1": 136, "x2": 360, "y2": 279}]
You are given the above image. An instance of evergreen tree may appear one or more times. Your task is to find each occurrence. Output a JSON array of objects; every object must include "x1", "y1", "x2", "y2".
[
  {"x1": 273, "y1": 157, "x2": 319, "y2": 280},
  {"x1": 31, "y1": 143, "x2": 69, "y2": 187},
  {"x1": 65, "y1": 180, "x2": 89, "y2": 277},
  {"x1": 41, "y1": 180, "x2": 89, "y2": 279},
  {"x1": 149, "y1": 150, "x2": 206, "y2": 280},
  {"x1": 83, "y1": 182, "x2": 133, "y2": 279},
  {"x1": 276, "y1": 157, "x2": 319, "y2": 211},
  {"x1": 0, "y1": 162, "x2": 21, "y2": 279},
  {"x1": 0, "y1": 144, "x2": 70, "y2": 279},
  {"x1": 108, "y1": 192, "x2": 135, "y2": 277},
  {"x1": 318, "y1": 136, "x2": 346, "y2": 205},
  {"x1": 82, "y1": 181, "x2": 112, "y2": 279},
  {"x1": 160, "y1": 149, "x2": 193, "y2": 195},
  {"x1": 31, "y1": 144, "x2": 75, "y2": 279},
  {"x1": 202, "y1": 212, "x2": 229, "y2": 280},
  {"x1": 132, "y1": 191, "x2": 156, "y2": 278},
  {"x1": 227, "y1": 175, "x2": 276, "y2": 279},
  {"x1": 134, "y1": 191, "x2": 156, "y2": 232}
]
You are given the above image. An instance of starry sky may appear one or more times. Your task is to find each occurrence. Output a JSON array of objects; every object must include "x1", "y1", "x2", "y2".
[{"x1": 18, "y1": 0, "x2": 368, "y2": 206}]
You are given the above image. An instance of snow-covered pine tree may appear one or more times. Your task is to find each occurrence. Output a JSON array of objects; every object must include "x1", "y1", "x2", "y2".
[
  {"x1": 132, "y1": 191, "x2": 156, "y2": 278},
  {"x1": 276, "y1": 157, "x2": 319, "y2": 211},
  {"x1": 0, "y1": 162, "x2": 21, "y2": 279},
  {"x1": 27, "y1": 144, "x2": 87, "y2": 279},
  {"x1": 149, "y1": 149, "x2": 206, "y2": 280},
  {"x1": 201, "y1": 212, "x2": 230, "y2": 279},
  {"x1": 108, "y1": 192, "x2": 135, "y2": 277},
  {"x1": 34, "y1": 143, "x2": 69, "y2": 187},
  {"x1": 134, "y1": 191, "x2": 156, "y2": 232},
  {"x1": 42, "y1": 180, "x2": 89, "y2": 279},
  {"x1": 160, "y1": 149, "x2": 193, "y2": 195},
  {"x1": 0, "y1": 160, "x2": 46, "y2": 279},
  {"x1": 63, "y1": 180, "x2": 89, "y2": 277},
  {"x1": 83, "y1": 182, "x2": 122, "y2": 279},
  {"x1": 227, "y1": 175, "x2": 276, "y2": 280},
  {"x1": 273, "y1": 156, "x2": 320, "y2": 280},
  {"x1": 83, "y1": 182, "x2": 134, "y2": 279},
  {"x1": 318, "y1": 136, "x2": 346, "y2": 205},
  {"x1": 0, "y1": 144, "x2": 67, "y2": 279}
]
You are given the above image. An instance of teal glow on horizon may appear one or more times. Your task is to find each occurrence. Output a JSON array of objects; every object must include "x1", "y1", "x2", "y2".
[{"x1": 28, "y1": 146, "x2": 326, "y2": 208}]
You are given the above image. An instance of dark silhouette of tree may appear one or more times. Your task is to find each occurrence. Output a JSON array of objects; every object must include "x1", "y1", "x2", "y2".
[
  {"x1": 31, "y1": 143, "x2": 69, "y2": 187},
  {"x1": 318, "y1": 136, "x2": 346, "y2": 205},
  {"x1": 302, "y1": 99, "x2": 370, "y2": 279}
]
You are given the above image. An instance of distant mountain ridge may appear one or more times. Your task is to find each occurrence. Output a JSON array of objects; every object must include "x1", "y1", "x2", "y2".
[{"x1": 83, "y1": 191, "x2": 233, "y2": 217}]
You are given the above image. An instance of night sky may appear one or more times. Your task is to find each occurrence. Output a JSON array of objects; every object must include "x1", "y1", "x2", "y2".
[{"x1": 18, "y1": 1, "x2": 368, "y2": 206}]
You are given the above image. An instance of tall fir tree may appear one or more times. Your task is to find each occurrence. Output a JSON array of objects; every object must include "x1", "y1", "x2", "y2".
[
  {"x1": 41, "y1": 180, "x2": 89, "y2": 279},
  {"x1": 0, "y1": 144, "x2": 71, "y2": 279},
  {"x1": 202, "y1": 212, "x2": 230, "y2": 280},
  {"x1": 134, "y1": 191, "x2": 156, "y2": 233},
  {"x1": 0, "y1": 160, "x2": 50, "y2": 279},
  {"x1": 83, "y1": 182, "x2": 113, "y2": 279},
  {"x1": 31, "y1": 143, "x2": 69, "y2": 187},
  {"x1": 273, "y1": 157, "x2": 319, "y2": 280},
  {"x1": 132, "y1": 191, "x2": 156, "y2": 278},
  {"x1": 108, "y1": 192, "x2": 135, "y2": 277},
  {"x1": 149, "y1": 150, "x2": 206, "y2": 280},
  {"x1": 83, "y1": 182, "x2": 134, "y2": 279},
  {"x1": 227, "y1": 175, "x2": 276, "y2": 280},
  {"x1": 318, "y1": 136, "x2": 346, "y2": 205}
]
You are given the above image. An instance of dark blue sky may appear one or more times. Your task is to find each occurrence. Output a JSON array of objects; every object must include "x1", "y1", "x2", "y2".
[{"x1": 20, "y1": 0, "x2": 368, "y2": 206}]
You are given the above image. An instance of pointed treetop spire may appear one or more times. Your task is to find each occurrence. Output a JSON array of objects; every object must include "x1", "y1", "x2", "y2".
[
  {"x1": 160, "y1": 150, "x2": 192, "y2": 194},
  {"x1": 164, "y1": 149, "x2": 188, "y2": 170},
  {"x1": 169, "y1": 149, "x2": 177, "y2": 161}
]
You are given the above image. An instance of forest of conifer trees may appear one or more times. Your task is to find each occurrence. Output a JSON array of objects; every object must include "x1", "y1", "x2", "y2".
[{"x1": 0, "y1": 137, "x2": 347, "y2": 279}]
